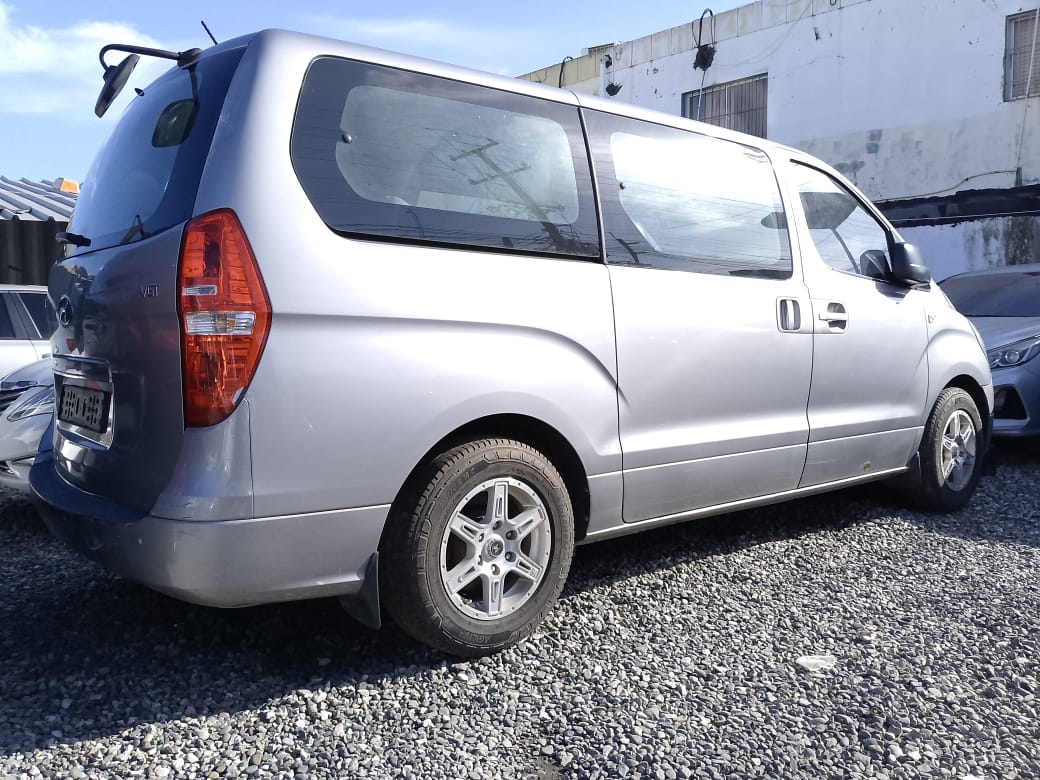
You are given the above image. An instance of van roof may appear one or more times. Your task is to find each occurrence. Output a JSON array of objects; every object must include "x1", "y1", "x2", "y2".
[{"x1": 224, "y1": 28, "x2": 788, "y2": 157}]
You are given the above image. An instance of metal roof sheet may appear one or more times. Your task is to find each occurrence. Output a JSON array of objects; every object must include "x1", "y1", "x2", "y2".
[{"x1": 0, "y1": 176, "x2": 77, "y2": 221}]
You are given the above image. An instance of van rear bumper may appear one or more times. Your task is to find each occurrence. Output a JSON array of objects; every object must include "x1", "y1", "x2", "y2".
[{"x1": 29, "y1": 452, "x2": 389, "y2": 607}]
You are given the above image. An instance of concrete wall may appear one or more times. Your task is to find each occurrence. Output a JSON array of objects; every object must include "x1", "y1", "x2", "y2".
[{"x1": 521, "y1": 0, "x2": 1040, "y2": 277}]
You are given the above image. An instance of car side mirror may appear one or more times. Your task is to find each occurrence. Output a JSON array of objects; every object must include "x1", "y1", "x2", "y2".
[{"x1": 889, "y1": 241, "x2": 931, "y2": 285}]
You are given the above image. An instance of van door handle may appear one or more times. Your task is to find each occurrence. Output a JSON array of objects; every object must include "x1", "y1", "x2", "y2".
[
  {"x1": 818, "y1": 310, "x2": 848, "y2": 322},
  {"x1": 818, "y1": 302, "x2": 848, "y2": 330},
  {"x1": 777, "y1": 298, "x2": 802, "y2": 331}
]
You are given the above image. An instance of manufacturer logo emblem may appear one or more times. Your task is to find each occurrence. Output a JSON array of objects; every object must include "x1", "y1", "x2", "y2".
[{"x1": 56, "y1": 296, "x2": 74, "y2": 327}]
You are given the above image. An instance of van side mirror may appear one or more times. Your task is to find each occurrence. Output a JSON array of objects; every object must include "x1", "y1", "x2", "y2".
[
  {"x1": 95, "y1": 54, "x2": 139, "y2": 118},
  {"x1": 889, "y1": 241, "x2": 931, "y2": 285}
]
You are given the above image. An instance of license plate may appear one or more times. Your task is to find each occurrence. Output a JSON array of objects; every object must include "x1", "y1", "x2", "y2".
[{"x1": 59, "y1": 385, "x2": 108, "y2": 433}]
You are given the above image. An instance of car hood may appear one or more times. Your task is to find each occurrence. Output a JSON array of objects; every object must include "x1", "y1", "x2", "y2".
[
  {"x1": 0, "y1": 397, "x2": 49, "y2": 462},
  {"x1": 0, "y1": 357, "x2": 52, "y2": 390},
  {"x1": 966, "y1": 317, "x2": 1040, "y2": 350}
]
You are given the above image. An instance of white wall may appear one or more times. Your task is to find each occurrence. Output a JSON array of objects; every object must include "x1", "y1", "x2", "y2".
[{"x1": 521, "y1": 0, "x2": 1040, "y2": 276}]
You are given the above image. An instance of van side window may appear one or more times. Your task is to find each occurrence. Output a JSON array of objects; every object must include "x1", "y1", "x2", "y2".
[
  {"x1": 792, "y1": 163, "x2": 891, "y2": 280},
  {"x1": 586, "y1": 111, "x2": 791, "y2": 278},
  {"x1": 291, "y1": 57, "x2": 600, "y2": 259}
]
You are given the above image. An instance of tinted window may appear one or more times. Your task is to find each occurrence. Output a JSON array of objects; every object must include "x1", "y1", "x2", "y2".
[
  {"x1": 291, "y1": 57, "x2": 599, "y2": 258},
  {"x1": 941, "y1": 271, "x2": 1040, "y2": 317},
  {"x1": 792, "y1": 163, "x2": 891, "y2": 280},
  {"x1": 17, "y1": 292, "x2": 56, "y2": 337},
  {"x1": 0, "y1": 298, "x2": 15, "y2": 339},
  {"x1": 585, "y1": 111, "x2": 791, "y2": 277},
  {"x1": 67, "y1": 46, "x2": 245, "y2": 254}
]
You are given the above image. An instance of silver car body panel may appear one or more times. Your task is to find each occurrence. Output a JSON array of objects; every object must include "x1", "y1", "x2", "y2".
[
  {"x1": 609, "y1": 267, "x2": 813, "y2": 522},
  {"x1": 195, "y1": 32, "x2": 622, "y2": 519},
  {"x1": 0, "y1": 395, "x2": 50, "y2": 493},
  {"x1": 1, "y1": 357, "x2": 52, "y2": 389},
  {"x1": 31, "y1": 29, "x2": 993, "y2": 608},
  {"x1": 0, "y1": 358, "x2": 54, "y2": 492}
]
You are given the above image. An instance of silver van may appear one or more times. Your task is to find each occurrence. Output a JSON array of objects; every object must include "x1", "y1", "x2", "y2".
[{"x1": 32, "y1": 29, "x2": 993, "y2": 656}]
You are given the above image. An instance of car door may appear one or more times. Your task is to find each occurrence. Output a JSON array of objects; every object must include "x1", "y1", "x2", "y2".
[
  {"x1": 0, "y1": 292, "x2": 46, "y2": 378},
  {"x1": 13, "y1": 290, "x2": 57, "y2": 358},
  {"x1": 784, "y1": 159, "x2": 930, "y2": 487},
  {"x1": 585, "y1": 110, "x2": 813, "y2": 523}
]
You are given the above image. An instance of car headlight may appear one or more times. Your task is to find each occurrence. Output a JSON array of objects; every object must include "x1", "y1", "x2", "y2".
[
  {"x1": 988, "y1": 336, "x2": 1040, "y2": 369},
  {"x1": 6, "y1": 386, "x2": 55, "y2": 422}
]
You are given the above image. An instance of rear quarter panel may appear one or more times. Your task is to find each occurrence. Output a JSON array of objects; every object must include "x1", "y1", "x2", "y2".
[{"x1": 194, "y1": 32, "x2": 621, "y2": 517}]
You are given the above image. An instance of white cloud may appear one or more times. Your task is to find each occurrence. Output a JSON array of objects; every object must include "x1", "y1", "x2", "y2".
[{"x1": 0, "y1": 3, "x2": 167, "y2": 118}]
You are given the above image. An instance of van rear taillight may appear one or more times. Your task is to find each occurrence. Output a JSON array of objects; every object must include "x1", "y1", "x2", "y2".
[{"x1": 178, "y1": 209, "x2": 271, "y2": 427}]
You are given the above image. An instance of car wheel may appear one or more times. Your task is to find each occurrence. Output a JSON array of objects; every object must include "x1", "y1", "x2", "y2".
[
  {"x1": 381, "y1": 438, "x2": 574, "y2": 656},
  {"x1": 912, "y1": 387, "x2": 984, "y2": 512}
]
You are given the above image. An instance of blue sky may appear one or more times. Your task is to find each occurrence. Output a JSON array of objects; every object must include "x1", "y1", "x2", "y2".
[{"x1": 0, "y1": 0, "x2": 743, "y2": 182}]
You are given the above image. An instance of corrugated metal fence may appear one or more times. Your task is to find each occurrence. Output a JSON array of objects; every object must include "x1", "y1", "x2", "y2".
[
  {"x1": 0, "y1": 219, "x2": 64, "y2": 285},
  {"x1": 0, "y1": 177, "x2": 76, "y2": 286}
]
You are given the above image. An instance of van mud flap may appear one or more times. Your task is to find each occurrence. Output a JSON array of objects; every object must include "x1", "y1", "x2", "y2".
[{"x1": 339, "y1": 553, "x2": 381, "y2": 630}]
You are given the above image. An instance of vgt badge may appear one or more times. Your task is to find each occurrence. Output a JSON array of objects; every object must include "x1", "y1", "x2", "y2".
[
  {"x1": 56, "y1": 296, "x2": 74, "y2": 327},
  {"x1": 141, "y1": 284, "x2": 159, "y2": 298}
]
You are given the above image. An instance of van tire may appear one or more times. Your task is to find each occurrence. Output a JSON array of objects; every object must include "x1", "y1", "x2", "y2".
[
  {"x1": 910, "y1": 388, "x2": 984, "y2": 512},
  {"x1": 381, "y1": 438, "x2": 574, "y2": 656}
]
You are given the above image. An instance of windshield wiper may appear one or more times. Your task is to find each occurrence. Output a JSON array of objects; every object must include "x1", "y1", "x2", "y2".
[
  {"x1": 119, "y1": 214, "x2": 150, "y2": 245},
  {"x1": 56, "y1": 231, "x2": 91, "y2": 248}
]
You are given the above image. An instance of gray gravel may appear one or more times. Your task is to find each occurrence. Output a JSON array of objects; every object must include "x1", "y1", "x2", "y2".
[{"x1": 2, "y1": 444, "x2": 1039, "y2": 779}]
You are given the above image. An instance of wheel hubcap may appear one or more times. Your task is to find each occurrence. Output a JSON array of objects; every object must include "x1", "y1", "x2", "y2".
[
  {"x1": 941, "y1": 409, "x2": 977, "y2": 492},
  {"x1": 439, "y1": 477, "x2": 553, "y2": 621}
]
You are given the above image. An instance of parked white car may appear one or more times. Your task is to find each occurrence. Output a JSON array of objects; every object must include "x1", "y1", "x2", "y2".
[
  {"x1": 0, "y1": 285, "x2": 55, "y2": 379},
  {"x1": 0, "y1": 358, "x2": 52, "y2": 492}
]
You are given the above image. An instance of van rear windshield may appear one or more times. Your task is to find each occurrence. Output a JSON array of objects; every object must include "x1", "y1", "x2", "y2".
[{"x1": 66, "y1": 45, "x2": 244, "y2": 255}]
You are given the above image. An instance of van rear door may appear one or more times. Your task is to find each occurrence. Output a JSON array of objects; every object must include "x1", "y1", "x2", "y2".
[{"x1": 45, "y1": 44, "x2": 245, "y2": 513}]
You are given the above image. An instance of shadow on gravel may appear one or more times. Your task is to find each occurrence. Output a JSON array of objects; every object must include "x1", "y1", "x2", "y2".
[
  {"x1": 565, "y1": 481, "x2": 893, "y2": 595},
  {"x1": 0, "y1": 487, "x2": 883, "y2": 756},
  {"x1": 0, "y1": 498, "x2": 447, "y2": 755},
  {"x1": 2, "y1": 440, "x2": 1037, "y2": 755},
  {"x1": 564, "y1": 439, "x2": 1040, "y2": 600},
  {"x1": 903, "y1": 439, "x2": 1040, "y2": 549}
]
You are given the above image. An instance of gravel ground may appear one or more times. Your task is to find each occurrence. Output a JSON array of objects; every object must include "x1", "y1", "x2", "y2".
[{"x1": 2, "y1": 444, "x2": 1039, "y2": 779}]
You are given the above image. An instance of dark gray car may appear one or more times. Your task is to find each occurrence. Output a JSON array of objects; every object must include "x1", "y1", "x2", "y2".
[
  {"x1": 31, "y1": 30, "x2": 993, "y2": 656},
  {"x1": 941, "y1": 263, "x2": 1040, "y2": 437}
]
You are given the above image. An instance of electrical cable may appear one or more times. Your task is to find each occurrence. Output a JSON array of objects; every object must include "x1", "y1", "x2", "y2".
[
  {"x1": 557, "y1": 55, "x2": 574, "y2": 89},
  {"x1": 875, "y1": 170, "x2": 1021, "y2": 201},
  {"x1": 721, "y1": 2, "x2": 813, "y2": 69}
]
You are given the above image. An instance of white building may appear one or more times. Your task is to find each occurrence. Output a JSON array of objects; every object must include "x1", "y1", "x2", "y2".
[{"x1": 520, "y1": 0, "x2": 1040, "y2": 279}]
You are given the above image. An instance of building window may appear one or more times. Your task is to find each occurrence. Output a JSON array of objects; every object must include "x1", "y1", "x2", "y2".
[
  {"x1": 1006, "y1": 10, "x2": 1040, "y2": 101},
  {"x1": 681, "y1": 73, "x2": 768, "y2": 138}
]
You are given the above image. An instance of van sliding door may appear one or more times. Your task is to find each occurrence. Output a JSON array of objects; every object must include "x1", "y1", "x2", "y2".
[{"x1": 584, "y1": 110, "x2": 813, "y2": 522}]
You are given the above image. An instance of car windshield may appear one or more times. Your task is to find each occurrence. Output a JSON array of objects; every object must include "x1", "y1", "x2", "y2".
[
  {"x1": 941, "y1": 270, "x2": 1040, "y2": 317},
  {"x1": 66, "y1": 45, "x2": 244, "y2": 255}
]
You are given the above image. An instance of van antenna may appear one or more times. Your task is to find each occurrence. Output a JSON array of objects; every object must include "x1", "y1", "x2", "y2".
[{"x1": 201, "y1": 20, "x2": 219, "y2": 45}]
